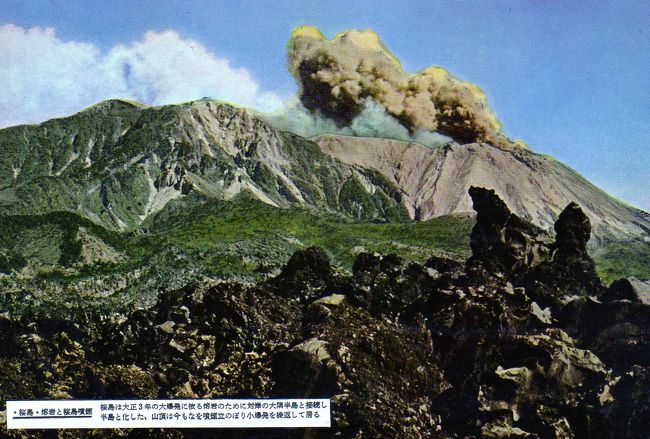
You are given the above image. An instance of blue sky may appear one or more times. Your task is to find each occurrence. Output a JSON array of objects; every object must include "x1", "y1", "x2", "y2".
[{"x1": 1, "y1": 0, "x2": 648, "y2": 210}]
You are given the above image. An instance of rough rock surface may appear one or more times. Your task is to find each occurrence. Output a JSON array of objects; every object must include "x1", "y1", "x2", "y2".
[
  {"x1": 468, "y1": 186, "x2": 552, "y2": 273},
  {"x1": 1, "y1": 188, "x2": 648, "y2": 438},
  {"x1": 602, "y1": 277, "x2": 650, "y2": 304}
]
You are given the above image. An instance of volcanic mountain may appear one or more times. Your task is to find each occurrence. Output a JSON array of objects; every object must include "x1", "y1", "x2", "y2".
[{"x1": 0, "y1": 99, "x2": 647, "y2": 245}]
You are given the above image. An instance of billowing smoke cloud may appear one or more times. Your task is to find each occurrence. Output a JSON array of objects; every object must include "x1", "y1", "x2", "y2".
[
  {"x1": 287, "y1": 25, "x2": 516, "y2": 149},
  {"x1": 263, "y1": 97, "x2": 451, "y2": 148},
  {"x1": 0, "y1": 24, "x2": 281, "y2": 128}
]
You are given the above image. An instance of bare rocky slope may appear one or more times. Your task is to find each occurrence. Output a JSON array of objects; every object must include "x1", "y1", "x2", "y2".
[{"x1": 314, "y1": 134, "x2": 650, "y2": 243}]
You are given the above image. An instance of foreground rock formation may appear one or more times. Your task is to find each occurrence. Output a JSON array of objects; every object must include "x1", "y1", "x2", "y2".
[{"x1": 1, "y1": 187, "x2": 648, "y2": 438}]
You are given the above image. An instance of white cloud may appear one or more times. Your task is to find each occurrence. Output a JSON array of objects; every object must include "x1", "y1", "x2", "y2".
[{"x1": 0, "y1": 24, "x2": 282, "y2": 128}]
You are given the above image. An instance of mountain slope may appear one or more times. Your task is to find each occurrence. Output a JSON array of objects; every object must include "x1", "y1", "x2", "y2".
[
  {"x1": 0, "y1": 99, "x2": 407, "y2": 230},
  {"x1": 1, "y1": 99, "x2": 647, "y2": 244},
  {"x1": 314, "y1": 134, "x2": 650, "y2": 242}
]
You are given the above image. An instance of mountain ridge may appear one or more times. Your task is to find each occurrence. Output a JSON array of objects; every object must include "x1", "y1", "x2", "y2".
[
  {"x1": 0, "y1": 98, "x2": 648, "y2": 244},
  {"x1": 0, "y1": 99, "x2": 409, "y2": 231}
]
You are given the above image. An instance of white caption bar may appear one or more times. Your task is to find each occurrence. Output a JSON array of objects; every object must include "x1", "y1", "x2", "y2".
[{"x1": 6, "y1": 399, "x2": 330, "y2": 429}]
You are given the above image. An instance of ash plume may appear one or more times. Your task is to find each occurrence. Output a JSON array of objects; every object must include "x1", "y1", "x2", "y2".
[{"x1": 287, "y1": 25, "x2": 516, "y2": 149}]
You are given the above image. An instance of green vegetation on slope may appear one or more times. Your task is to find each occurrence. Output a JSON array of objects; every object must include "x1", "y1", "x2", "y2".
[
  {"x1": 0, "y1": 191, "x2": 648, "y2": 316},
  {"x1": 0, "y1": 212, "x2": 126, "y2": 271},
  {"x1": 0, "y1": 192, "x2": 473, "y2": 315},
  {"x1": 592, "y1": 240, "x2": 650, "y2": 285},
  {"x1": 143, "y1": 192, "x2": 472, "y2": 275}
]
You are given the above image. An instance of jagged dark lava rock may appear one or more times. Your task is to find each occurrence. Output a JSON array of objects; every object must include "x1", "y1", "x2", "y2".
[{"x1": 1, "y1": 188, "x2": 648, "y2": 438}]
